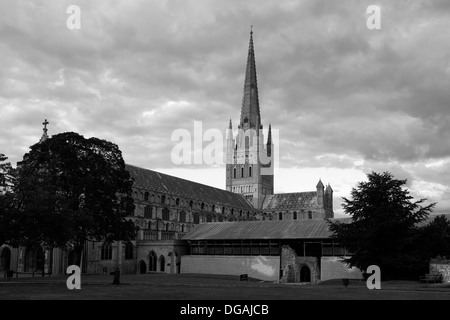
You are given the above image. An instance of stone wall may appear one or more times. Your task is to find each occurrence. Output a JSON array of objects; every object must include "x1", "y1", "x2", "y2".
[
  {"x1": 280, "y1": 245, "x2": 320, "y2": 284},
  {"x1": 430, "y1": 259, "x2": 450, "y2": 282},
  {"x1": 180, "y1": 255, "x2": 280, "y2": 281},
  {"x1": 321, "y1": 257, "x2": 362, "y2": 281}
]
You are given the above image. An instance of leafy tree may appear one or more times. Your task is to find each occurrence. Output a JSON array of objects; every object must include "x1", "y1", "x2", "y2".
[
  {"x1": 415, "y1": 215, "x2": 450, "y2": 262},
  {"x1": 11, "y1": 132, "x2": 138, "y2": 266},
  {"x1": 328, "y1": 171, "x2": 435, "y2": 279},
  {"x1": 0, "y1": 154, "x2": 17, "y2": 245}
]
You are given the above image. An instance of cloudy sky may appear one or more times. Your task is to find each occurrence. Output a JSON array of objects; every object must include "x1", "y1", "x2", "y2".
[{"x1": 1, "y1": 0, "x2": 449, "y2": 217}]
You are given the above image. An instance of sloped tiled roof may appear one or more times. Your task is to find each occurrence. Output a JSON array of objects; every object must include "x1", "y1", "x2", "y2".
[
  {"x1": 183, "y1": 218, "x2": 350, "y2": 240},
  {"x1": 262, "y1": 192, "x2": 317, "y2": 210},
  {"x1": 126, "y1": 164, "x2": 253, "y2": 209}
]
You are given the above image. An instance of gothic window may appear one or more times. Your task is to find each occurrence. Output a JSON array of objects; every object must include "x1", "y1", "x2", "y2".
[
  {"x1": 308, "y1": 211, "x2": 312, "y2": 219},
  {"x1": 148, "y1": 221, "x2": 152, "y2": 230},
  {"x1": 101, "y1": 243, "x2": 112, "y2": 260},
  {"x1": 161, "y1": 195, "x2": 166, "y2": 205},
  {"x1": 244, "y1": 116, "x2": 248, "y2": 123},
  {"x1": 201, "y1": 203, "x2": 205, "y2": 211},
  {"x1": 234, "y1": 168, "x2": 236, "y2": 178},
  {"x1": 231, "y1": 209, "x2": 234, "y2": 216},
  {"x1": 222, "y1": 207, "x2": 225, "y2": 214},
  {"x1": 176, "y1": 198, "x2": 180, "y2": 206},
  {"x1": 241, "y1": 167, "x2": 244, "y2": 177},
  {"x1": 189, "y1": 200, "x2": 193, "y2": 210},
  {"x1": 162, "y1": 208, "x2": 170, "y2": 221},
  {"x1": 165, "y1": 223, "x2": 169, "y2": 231},
  {"x1": 193, "y1": 213, "x2": 200, "y2": 224},
  {"x1": 249, "y1": 166, "x2": 252, "y2": 177},
  {"x1": 144, "y1": 192, "x2": 149, "y2": 201},
  {"x1": 144, "y1": 206, "x2": 153, "y2": 218},
  {"x1": 212, "y1": 205, "x2": 215, "y2": 213},
  {"x1": 125, "y1": 243, "x2": 133, "y2": 260},
  {"x1": 279, "y1": 212, "x2": 283, "y2": 220},
  {"x1": 240, "y1": 210, "x2": 242, "y2": 217},
  {"x1": 293, "y1": 212, "x2": 298, "y2": 220},
  {"x1": 179, "y1": 211, "x2": 186, "y2": 223}
]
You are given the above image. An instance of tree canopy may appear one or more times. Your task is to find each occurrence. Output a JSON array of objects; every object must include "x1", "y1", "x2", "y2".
[
  {"x1": 328, "y1": 171, "x2": 436, "y2": 279},
  {"x1": 0, "y1": 154, "x2": 16, "y2": 245},
  {"x1": 9, "y1": 132, "x2": 138, "y2": 265}
]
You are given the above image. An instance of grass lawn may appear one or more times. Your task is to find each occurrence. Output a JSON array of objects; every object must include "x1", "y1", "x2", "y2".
[{"x1": 0, "y1": 273, "x2": 449, "y2": 300}]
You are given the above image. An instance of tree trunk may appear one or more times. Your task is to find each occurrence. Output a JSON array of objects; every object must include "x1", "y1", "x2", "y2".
[{"x1": 112, "y1": 267, "x2": 120, "y2": 285}]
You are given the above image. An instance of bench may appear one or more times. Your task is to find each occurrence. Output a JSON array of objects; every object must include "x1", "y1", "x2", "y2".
[{"x1": 419, "y1": 274, "x2": 443, "y2": 284}]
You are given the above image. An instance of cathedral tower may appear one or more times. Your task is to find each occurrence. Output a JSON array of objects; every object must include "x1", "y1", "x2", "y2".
[{"x1": 226, "y1": 28, "x2": 274, "y2": 209}]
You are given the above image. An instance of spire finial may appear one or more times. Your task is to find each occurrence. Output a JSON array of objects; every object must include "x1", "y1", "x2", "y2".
[{"x1": 39, "y1": 119, "x2": 49, "y2": 143}]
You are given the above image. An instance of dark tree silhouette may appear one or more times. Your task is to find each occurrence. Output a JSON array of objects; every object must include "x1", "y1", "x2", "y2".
[
  {"x1": 11, "y1": 132, "x2": 138, "y2": 267},
  {"x1": 328, "y1": 171, "x2": 435, "y2": 279}
]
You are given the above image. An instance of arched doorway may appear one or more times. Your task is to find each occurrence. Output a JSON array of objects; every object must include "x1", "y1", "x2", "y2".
[
  {"x1": 300, "y1": 265, "x2": 311, "y2": 283},
  {"x1": 138, "y1": 260, "x2": 147, "y2": 274},
  {"x1": 24, "y1": 246, "x2": 45, "y2": 272},
  {"x1": 159, "y1": 255, "x2": 165, "y2": 272},
  {"x1": 0, "y1": 247, "x2": 11, "y2": 271},
  {"x1": 148, "y1": 251, "x2": 157, "y2": 272}
]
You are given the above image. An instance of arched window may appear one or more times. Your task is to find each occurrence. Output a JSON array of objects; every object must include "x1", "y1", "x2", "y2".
[
  {"x1": 189, "y1": 200, "x2": 193, "y2": 210},
  {"x1": 201, "y1": 203, "x2": 205, "y2": 211},
  {"x1": 244, "y1": 116, "x2": 248, "y2": 123},
  {"x1": 144, "y1": 206, "x2": 153, "y2": 218},
  {"x1": 193, "y1": 213, "x2": 200, "y2": 224},
  {"x1": 279, "y1": 212, "x2": 283, "y2": 220},
  {"x1": 149, "y1": 251, "x2": 157, "y2": 272},
  {"x1": 308, "y1": 211, "x2": 313, "y2": 219},
  {"x1": 162, "y1": 208, "x2": 170, "y2": 221},
  {"x1": 176, "y1": 198, "x2": 180, "y2": 206},
  {"x1": 159, "y1": 255, "x2": 166, "y2": 272},
  {"x1": 293, "y1": 212, "x2": 298, "y2": 220},
  {"x1": 165, "y1": 223, "x2": 169, "y2": 231},
  {"x1": 241, "y1": 167, "x2": 244, "y2": 177},
  {"x1": 212, "y1": 205, "x2": 215, "y2": 213},
  {"x1": 181, "y1": 225, "x2": 185, "y2": 233},
  {"x1": 161, "y1": 195, "x2": 166, "y2": 205},
  {"x1": 222, "y1": 207, "x2": 225, "y2": 214},
  {"x1": 239, "y1": 210, "x2": 242, "y2": 217},
  {"x1": 234, "y1": 168, "x2": 236, "y2": 178},
  {"x1": 148, "y1": 221, "x2": 152, "y2": 230},
  {"x1": 249, "y1": 166, "x2": 252, "y2": 177},
  {"x1": 101, "y1": 243, "x2": 112, "y2": 260},
  {"x1": 125, "y1": 243, "x2": 133, "y2": 260},
  {"x1": 231, "y1": 209, "x2": 234, "y2": 216},
  {"x1": 144, "y1": 192, "x2": 149, "y2": 201},
  {"x1": 179, "y1": 211, "x2": 186, "y2": 223}
]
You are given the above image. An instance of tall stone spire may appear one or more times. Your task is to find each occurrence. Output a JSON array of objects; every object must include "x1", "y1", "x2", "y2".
[
  {"x1": 39, "y1": 119, "x2": 49, "y2": 143},
  {"x1": 240, "y1": 26, "x2": 261, "y2": 130}
]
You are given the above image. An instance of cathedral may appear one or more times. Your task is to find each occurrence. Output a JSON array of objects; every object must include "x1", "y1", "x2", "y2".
[{"x1": 0, "y1": 30, "x2": 359, "y2": 284}]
